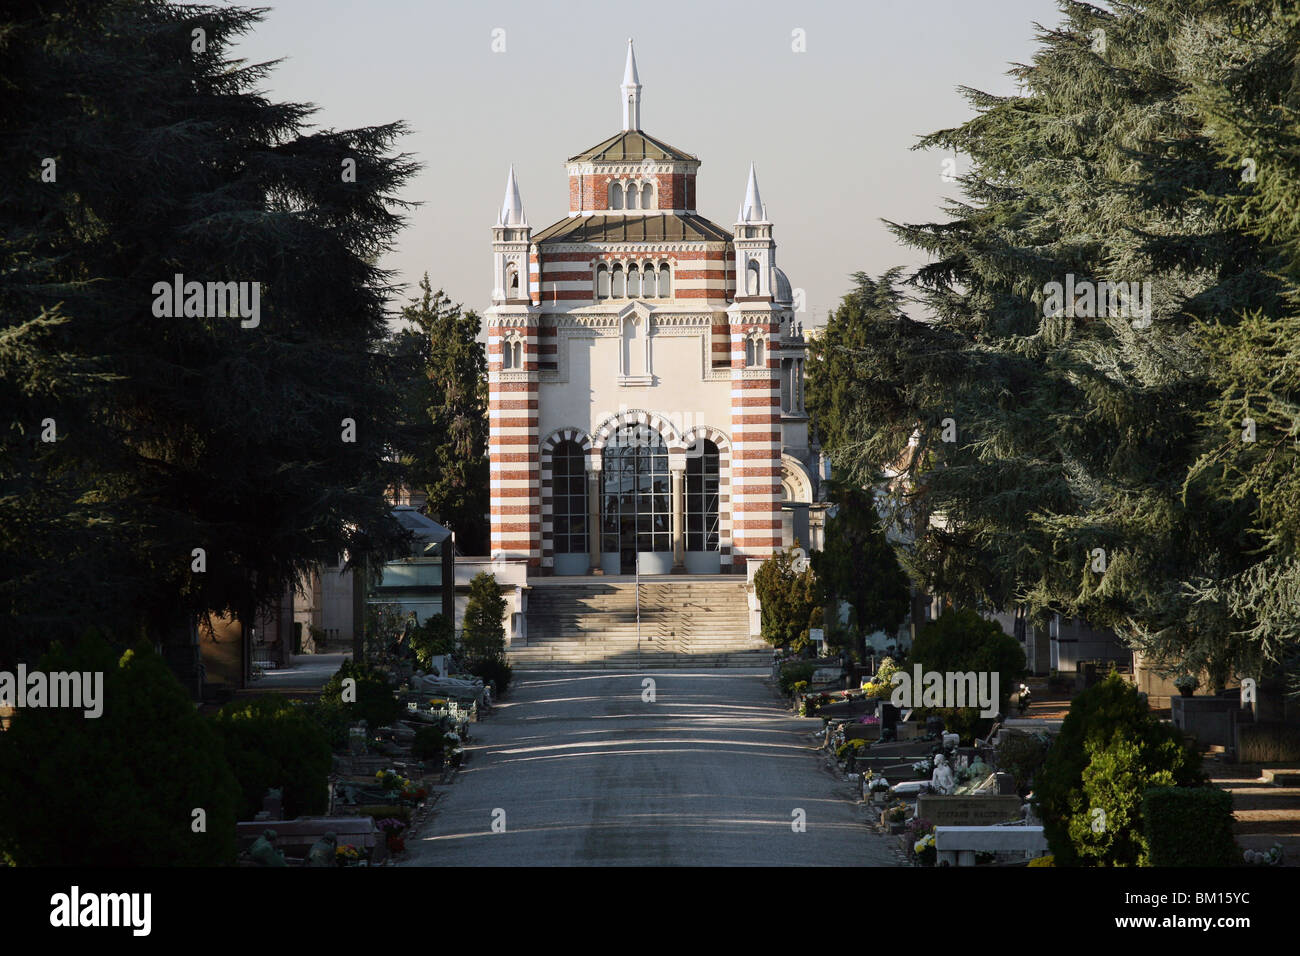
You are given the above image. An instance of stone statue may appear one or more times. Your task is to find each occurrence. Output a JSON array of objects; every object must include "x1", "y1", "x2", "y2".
[
  {"x1": 306, "y1": 832, "x2": 337, "y2": 867},
  {"x1": 930, "y1": 753, "x2": 955, "y2": 795},
  {"x1": 249, "y1": 829, "x2": 287, "y2": 867}
]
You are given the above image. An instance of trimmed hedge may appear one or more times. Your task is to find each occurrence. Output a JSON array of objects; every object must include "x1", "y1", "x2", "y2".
[
  {"x1": 1142, "y1": 787, "x2": 1239, "y2": 867},
  {"x1": 215, "y1": 696, "x2": 332, "y2": 820}
]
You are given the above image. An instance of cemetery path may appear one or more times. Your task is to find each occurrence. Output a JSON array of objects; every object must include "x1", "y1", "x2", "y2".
[{"x1": 400, "y1": 669, "x2": 898, "y2": 866}]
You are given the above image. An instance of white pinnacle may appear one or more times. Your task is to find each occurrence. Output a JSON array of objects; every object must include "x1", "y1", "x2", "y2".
[
  {"x1": 740, "y1": 163, "x2": 766, "y2": 222},
  {"x1": 498, "y1": 165, "x2": 527, "y2": 227},
  {"x1": 621, "y1": 38, "x2": 642, "y2": 131}
]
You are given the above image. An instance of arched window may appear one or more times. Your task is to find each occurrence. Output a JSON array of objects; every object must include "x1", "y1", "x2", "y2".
[
  {"x1": 627, "y1": 182, "x2": 639, "y2": 210},
  {"x1": 658, "y1": 263, "x2": 671, "y2": 297},
  {"x1": 754, "y1": 337, "x2": 765, "y2": 367},
  {"x1": 641, "y1": 183, "x2": 653, "y2": 209},
  {"x1": 611, "y1": 263, "x2": 625, "y2": 298},
  {"x1": 609, "y1": 180, "x2": 623, "y2": 210},
  {"x1": 746, "y1": 260, "x2": 760, "y2": 296},
  {"x1": 513, "y1": 339, "x2": 523, "y2": 368},
  {"x1": 551, "y1": 440, "x2": 588, "y2": 556},
  {"x1": 685, "y1": 439, "x2": 720, "y2": 553},
  {"x1": 596, "y1": 263, "x2": 610, "y2": 299},
  {"x1": 642, "y1": 263, "x2": 657, "y2": 298},
  {"x1": 505, "y1": 264, "x2": 519, "y2": 299},
  {"x1": 627, "y1": 263, "x2": 640, "y2": 298},
  {"x1": 744, "y1": 338, "x2": 755, "y2": 367}
]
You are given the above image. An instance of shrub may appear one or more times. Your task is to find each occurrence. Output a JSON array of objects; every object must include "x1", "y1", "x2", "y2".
[
  {"x1": 465, "y1": 656, "x2": 513, "y2": 696},
  {"x1": 779, "y1": 661, "x2": 817, "y2": 695},
  {"x1": 862, "y1": 656, "x2": 902, "y2": 698},
  {"x1": 462, "y1": 572, "x2": 507, "y2": 662},
  {"x1": 1027, "y1": 854, "x2": 1055, "y2": 867},
  {"x1": 1142, "y1": 787, "x2": 1239, "y2": 867},
  {"x1": 995, "y1": 731, "x2": 1052, "y2": 796},
  {"x1": 408, "y1": 613, "x2": 456, "y2": 670},
  {"x1": 0, "y1": 633, "x2": 240, "y2": 865},
  {"x1": 909, "y1": 609, "x2": 1025, "y2": 715},
  {"x1": 215, "y1": 696, "x2": 332, "y2": 820},
  {"x1": 753, "y1": 545, "x2": 825, "y2": 651},
  {"x1": 1034, "y1": 673, "x2": 1202, "y2": 866},
  {"x1": 320, "y1": 659, "x2": 403, "y2": 731},
  {"x1": 412, "y1": 725, "x2": 448, "y2": 761},
  {"x1": 297, "y1": 697, "x2": 352, "y2": 750}
]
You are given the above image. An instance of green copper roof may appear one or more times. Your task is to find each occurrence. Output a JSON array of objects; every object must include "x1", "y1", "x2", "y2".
[
  {"x1": 532, "y1": 213, "x2": 731, "y2": 244},
  {"x1": 567, "y1": 130, "x2": 699, "y2": 164}
]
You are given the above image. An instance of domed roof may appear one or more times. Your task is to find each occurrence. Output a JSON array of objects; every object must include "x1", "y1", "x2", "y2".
[{"x1": 774, "y1": 267, "x2": 793, "y2": 305}]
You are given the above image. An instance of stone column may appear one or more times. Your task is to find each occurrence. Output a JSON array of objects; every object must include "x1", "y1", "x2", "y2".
[
  {"x1": 671, "y1": 468, "x2": 686, "y2": 570},
  {"x1": 587, "y1": 469, "x2": 602, "y2": 574}
]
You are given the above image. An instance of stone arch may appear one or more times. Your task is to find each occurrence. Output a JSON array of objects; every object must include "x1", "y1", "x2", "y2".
[
  {"x1": 591, "y1": 408, "x2": 683, "y2": 453},
  {"x1": 781, "y1": 453, "x2": 814, "y2": 502},
  {"x1": 680, "y1": 424, "x2": 731, "y2": 454}
]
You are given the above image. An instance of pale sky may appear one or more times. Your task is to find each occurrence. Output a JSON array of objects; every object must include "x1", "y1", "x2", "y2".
[{"x1": 230, "y1": 0, "x2": 1068, "y2": 325}]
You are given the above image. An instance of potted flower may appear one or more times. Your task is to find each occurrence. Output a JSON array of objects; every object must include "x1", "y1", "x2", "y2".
[
  {"x1": 1174, "y1": 674, "x2": 1199, "y2": 698},
  {"x1": 913, "y1": 832, "x2": 937, "y2": 866},
  {"x1": 335, "y1": 844, "x2": 362, "y2": 867}
]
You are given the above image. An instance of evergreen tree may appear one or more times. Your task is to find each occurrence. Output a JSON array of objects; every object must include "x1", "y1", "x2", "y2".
[
  {"x1": 825, "y1": 1, "x2": 1279, "y2": 687},
  {"x1": 387, "y1": 275, "x2": 490, "y2": 554},
  {"x1": 0, "y1": 1, "x2": 419, "y2": 666},
  {"x1": 811, "y1": 482, "x2": 911, "y2": 658},
  {"x1": 461, "y1": 571, "x2": 506, "y2": 662}
]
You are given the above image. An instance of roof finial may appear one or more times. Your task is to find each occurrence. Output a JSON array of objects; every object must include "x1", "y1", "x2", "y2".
[
  {"x1": 621, "y1": 39, "x2": 642, "y2": 131},
  {"x1": 740, "y1": 163, "x2": 766, "y2": 222},
  {"x1": 498, "y1": 164, "x2": 526, "y2": 227}
]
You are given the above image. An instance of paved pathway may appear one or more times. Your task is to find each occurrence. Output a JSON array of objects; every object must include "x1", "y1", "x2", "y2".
[{"x1": 402, "y1": 668, "x2": 896, "y2": 866}]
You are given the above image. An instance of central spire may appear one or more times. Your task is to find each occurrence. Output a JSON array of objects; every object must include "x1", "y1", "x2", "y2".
[{"x1": 621, "y1": 38, "x2": 642, "y2": 132}]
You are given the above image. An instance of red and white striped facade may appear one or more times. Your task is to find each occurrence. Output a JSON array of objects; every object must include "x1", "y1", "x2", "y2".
[{"x1": 485, "y1": 41, "x2": 805, "y2": 574}]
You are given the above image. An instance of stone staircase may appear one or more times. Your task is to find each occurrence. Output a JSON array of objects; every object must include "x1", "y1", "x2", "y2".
[{"x1": 509, "y1": 577, "x2": 772, "y2": 669}]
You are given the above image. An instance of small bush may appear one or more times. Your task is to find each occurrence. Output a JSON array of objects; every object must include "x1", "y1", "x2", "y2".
[
  {"x1": 1142, "y1": 787, "x2": 1239, "y2": 867},
  {"x1": 320, "y1": 660, "x2": 403, "y2": 731},
  {"x1": 466, "y1": 656, "x2": 512, "y2": 696},
  {"x1": 779, "y1": 661, "x2": 817, "y2": 695},
  {"x1": 408, "y1": 613, "x2": 456, "y2": 670},
  {"x1": 412, "y1": 725, "x2": 447, "y2": 761},
  {"x1": 215, "y1": 696, "x2": 332, "y2": 820}
]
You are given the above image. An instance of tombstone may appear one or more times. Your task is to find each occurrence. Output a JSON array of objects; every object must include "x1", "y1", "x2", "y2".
[
  {"x1": 925, "y1": 714, "x2": 946, "y2": 738},
  {"x1": 917, "y1": 794, "x2": 1025, "y2": 827},
  {"x1": 254, "y1": 788, "x2": 283, "y2": 821},
  {"x1": 995, "y1": 772, "x2": 1017, "y2": 796},
  {"x1": 348, "y1": 721, "x2": 368, "y2": 755}
]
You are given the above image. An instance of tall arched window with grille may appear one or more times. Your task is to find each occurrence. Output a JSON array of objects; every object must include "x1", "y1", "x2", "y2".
[
  {"x1": 608, "y1": 180, "x2": 624, "y2": 210},
  {"x1": 686, "y1": 439, "x2": 720, "y2": 554},
  {"x1": 596, "y1": 263, "x2": 610, "y2": 299},
  {"x1": 641, "y1": 182, "x2": 653, "y2": 209},
  {"x1": 627, "y1": 263, "x2": 640, "y2": 297},
  {"x1": 611, "y1": 263, "x2": 625, "y2": 298},
  {"x1": 658, "y1": 263, "x2": 671, "y2": 297},
  {"x1": 551, "y1": 440, "x2": 588, "y2": 557}
]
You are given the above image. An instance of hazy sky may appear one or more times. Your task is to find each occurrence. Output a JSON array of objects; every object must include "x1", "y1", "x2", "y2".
[{"x1": 231, "y1": 0, "x2": 1068, "y2": 325}]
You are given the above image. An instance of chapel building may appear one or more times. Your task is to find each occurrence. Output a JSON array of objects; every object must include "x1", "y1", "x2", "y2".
[{"x1": 486, "y1": 40, "x2": 823, "y2": 578}]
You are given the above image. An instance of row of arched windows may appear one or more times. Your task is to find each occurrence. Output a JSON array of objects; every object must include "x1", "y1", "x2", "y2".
[
  {"x1": 744, "y1": 334, "x2": 767, "y2": 368},
  {"x1": 596, "y1": 261, "x2": 671, "y2": 300},
  {"x1": 608, "y1": 179, "x2": 655, "y2": 211}
]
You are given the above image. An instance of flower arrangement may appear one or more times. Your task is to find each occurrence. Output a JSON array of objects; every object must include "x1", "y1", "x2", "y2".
[
  {"x1": 400, "y1": 784, "x2": 429, "y2": 803},
  {"x1": 913, "y1": 833, "x2": 936, "y2": 866},
  {"x1": 335, "y1": 844, "x2": 362, "y2": 865},
  {"x1": 906, "y1": 817, "x2": 933, "y2": 836},
  {"x1": 376, "y1": 769, "x2": 410, "y2": 794},
  {"x1": 375, "y1": 817, "x2": 406, "y2": 835},
  {"x1": 869, "y1": 776, "x2": 891, "y2": 792},
  {"x1": 1243, "y1": 843, "x2": 1284, "y2": 866},
  {"x1": 912, "y1": 759, "x2": 932, "y2": 775}
]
